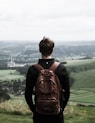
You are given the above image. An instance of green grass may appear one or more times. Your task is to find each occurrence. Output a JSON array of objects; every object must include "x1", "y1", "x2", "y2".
[
  {"x1": 0, "y1": 95, "x2": 95, "y2": 123},
  {"x1": 0, "y1": 96, "x2": 33, "y2": 123},
  {"x1": 66, "y1": 58, "x2": 95, "y2": 67},
  {"x1": 75, "y1": 95, "x2": 95, "y2": 103},
  {"x1": 71, "y1": 69, "x2": 95, "y2": 89},
  {"x1": 0, "y1": 104, "x2": 95, "y2": 123},
  {"x1": 70, "y1": 88, "x2": 95, "y2": 104},
  {"x1": 66, "y1": 58, "x2": 95, "y2": 74},
  {"x1": 65, "y1": 105, "x2": 95, "y2": 123},
  {"x1": 0, "y1": 110, "x2": 32, "y2": 123},
  {"x1": 71, "y1": 93, "x2": 95, "y2": 104},
  {"x1": 0, "y1": 70, "x2": 25, "y2": 81},
  {"x1": 0, "y1": 96, "x2": 30, "y2": 113}
]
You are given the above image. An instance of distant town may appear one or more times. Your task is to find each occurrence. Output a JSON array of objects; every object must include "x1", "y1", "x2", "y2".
[{"x1": 0, "y1": 40, "x2": 95, "y2": 69}]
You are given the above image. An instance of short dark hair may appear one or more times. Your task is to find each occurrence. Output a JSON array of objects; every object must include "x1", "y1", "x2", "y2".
[{"x1": 39, "y1": 37, "x2": 54, "y2": 56}]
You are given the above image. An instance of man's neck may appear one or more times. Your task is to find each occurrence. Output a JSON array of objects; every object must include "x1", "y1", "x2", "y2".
[{"x1": 42, "y1": 55, "x2": 52, "y2": 59}]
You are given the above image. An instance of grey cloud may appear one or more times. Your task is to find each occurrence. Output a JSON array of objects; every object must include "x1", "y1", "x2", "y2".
[{"x1": 0, "y1": 13, "x2": 15, "y2": 22}]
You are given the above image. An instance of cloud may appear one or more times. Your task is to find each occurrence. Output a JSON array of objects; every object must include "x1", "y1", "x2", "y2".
[{"x1": 0, "y1": 0, "x2": 95, "y2": 41}]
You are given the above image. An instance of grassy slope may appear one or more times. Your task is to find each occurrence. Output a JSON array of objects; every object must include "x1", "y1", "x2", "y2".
[
  {"x1": 65, "y1": 58, "x2": 95, "y2": 89},
  {"x1": 65, "y1": 105, "x2": 95, "y2": 123},
  {"x1": 66, "y1": 58, "x2": 95, "y2": 104},
  {"x1": 0, "y1": 111, "x2": 32, "y2": 123},
  {"x1": 0, "y1": 104, "x2": 95, "y2": 123},
  {"x1": 71, "y1": 69, "x2": 95, "y2": 89}
]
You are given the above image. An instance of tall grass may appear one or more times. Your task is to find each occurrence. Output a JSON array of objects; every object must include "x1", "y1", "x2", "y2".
[
  {"x1": 0, "y1": 95, "x2": 31, "y2": 114},
  {"x1": 0, "y1": 95, "x2": 95, "y2": 123}
]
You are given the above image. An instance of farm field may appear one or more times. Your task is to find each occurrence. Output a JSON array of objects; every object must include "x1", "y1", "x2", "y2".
[
  {"x1": 66, "y1": 58, "x2": 95, "y2": 66},
  {"x1": 70, "y1": 89, "x2": 95, "y2": 105},
  {"x1": 68, "y1": 58, "x2": 95, "y2": 105},
  {"x1": 0, "y1": 69, "x2": 25, "y2": 81},
  {"x1": 71, "y1": 69, "x2": 95, "y2": 89}
]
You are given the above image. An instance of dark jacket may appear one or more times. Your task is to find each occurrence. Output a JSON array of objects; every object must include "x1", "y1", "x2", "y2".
[{"x1": 25, "y1": 58, "x2": 70, "y2": 113}]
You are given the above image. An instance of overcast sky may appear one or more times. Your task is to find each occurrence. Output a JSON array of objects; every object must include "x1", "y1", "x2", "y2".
[{"x1": 0, "y1": 0, "x2": 95, "y2": 42}]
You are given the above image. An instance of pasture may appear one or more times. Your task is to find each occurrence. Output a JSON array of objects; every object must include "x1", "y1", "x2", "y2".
[
  {"x1": 70, "y1": 89, "x2": 95, "y2": 105},
  {"x1": 0, "y1": 69, "x2": 25, "y2": 81},
  {"x1": 67, "y1": 58, "x2": 95, "y2": 105}
]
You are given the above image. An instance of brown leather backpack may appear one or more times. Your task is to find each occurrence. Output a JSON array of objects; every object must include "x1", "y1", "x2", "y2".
[{"x1": 34, "y1": 62, "x2": 62, "y2": 115}]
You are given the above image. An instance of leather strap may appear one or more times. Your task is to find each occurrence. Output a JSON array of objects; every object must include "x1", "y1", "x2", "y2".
[
  {"x1": 34, "y1": 61, "x2": 60, "y2": 72},
  {"x1": 49, "y1": 62, "x2": 60, "y2": 72}
]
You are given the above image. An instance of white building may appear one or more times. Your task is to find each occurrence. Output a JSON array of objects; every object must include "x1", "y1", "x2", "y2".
[{"x1": 7, "y1": 56, "x2": 26, "y2": 67}]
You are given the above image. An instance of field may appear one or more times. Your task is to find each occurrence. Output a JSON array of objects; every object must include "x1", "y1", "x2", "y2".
[
  {"x1": 67, "y1": 58, "x2": 95, "y2": 105},
  {"x1": 71, "y1": 70, "x2": 95, "y2": 88},
  {"x1": 0, "y1": 96, "x2": 95, "y2": 123},
  {"x1": 70, "y1": 89, "x2": 95, "y2": 105},
  {"x1": 0, "y1": 58, "x2": 95, "y2": 122},
  {"x1": 0, "y1": 69, "x2": 25, "y2": 81}
]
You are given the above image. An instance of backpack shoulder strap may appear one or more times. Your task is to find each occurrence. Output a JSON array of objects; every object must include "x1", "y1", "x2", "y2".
[
  {"x1": 49, "y1": 61, "x2": 60, "y2": 72},
  {"x1": 34, "y1": 61, "x2": 60, "y2": 71},
  {"x1": 34, "y1": 64, "x2": 44, "y2": 71}
]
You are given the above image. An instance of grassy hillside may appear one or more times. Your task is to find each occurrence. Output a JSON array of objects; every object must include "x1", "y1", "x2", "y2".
[
  {"x1": 67, "y1": 58, "x2": 95, "y2": 66},
  {"x1": 70, "y1": 89, "x2": 95, "y2": 104},
  {"x1": 0, "y1": 105, "x2": 95, "y2": 123},
  {"x1": 66, "y1": 58, "x2": 95, "y2": 105},
  {"x1": 0, "y1": 96, "x2": 95, "y2": 123},
  {"x1": 66, "y1": 59, "x2": 95, "y2": 73},
  {"x1": 65, "y1": 58, "x2": 95, "y2": 88},
  {"x1": 71, "y1": 69, "x2": 95, "y2": 89}
]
